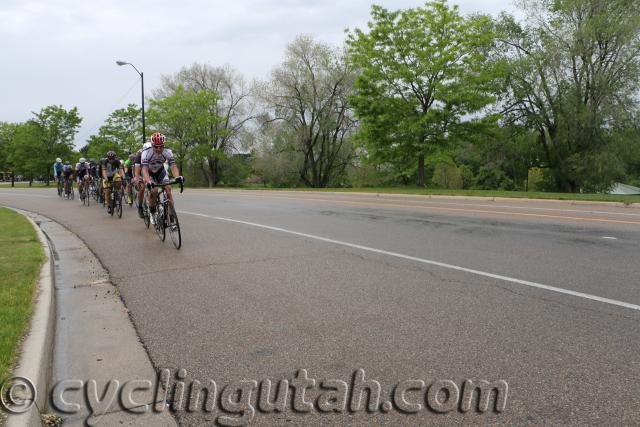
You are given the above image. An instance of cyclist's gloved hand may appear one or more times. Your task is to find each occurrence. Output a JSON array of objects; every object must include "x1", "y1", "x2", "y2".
[{"x1": 176, "y1": 176, "x2": 184, "y2": 184}]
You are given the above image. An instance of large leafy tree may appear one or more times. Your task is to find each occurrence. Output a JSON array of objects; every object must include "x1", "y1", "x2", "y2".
[
  {"x1": 498, "y1": 0, "x2": 640, "y2": 192},
  {"x1": 347, "y1": 0, "x2": 501, "y2": 186},
  {"x1": 148, "y1": 85, "x2": 225, "y2": 184},
  {"x1": 154, "y1": 64, "x2": 254, "y2": 186},
  {"x1": 257, "y1": 35, "x2": 358, "y2": 187},
  {"x1": 0, "y1": 122, "x2": 18, "y2": 177},
  {"x1": 7, "y1": 121, "x2": 47, "y2": 185},
  {"x1": 31, "y1": 105, "x2": 82, "y2": 184}
]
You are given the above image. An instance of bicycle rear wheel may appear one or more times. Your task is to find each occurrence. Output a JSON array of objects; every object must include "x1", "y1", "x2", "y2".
[{"x1": 167, "y1": 203, "x2": 181, "y2": 250}]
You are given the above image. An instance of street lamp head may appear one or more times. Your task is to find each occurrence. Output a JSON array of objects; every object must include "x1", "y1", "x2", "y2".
[{"x1": 116, "y1": 61, "x2": 128, "y2": 66}]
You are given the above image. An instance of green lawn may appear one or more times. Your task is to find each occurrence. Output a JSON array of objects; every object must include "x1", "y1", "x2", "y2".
[
  {"x1": 0, "y1": 208, "x2": 44, "y2": 383},
  {"x1": 0, "y1": 182, "x2": 50, "y2": 188}
]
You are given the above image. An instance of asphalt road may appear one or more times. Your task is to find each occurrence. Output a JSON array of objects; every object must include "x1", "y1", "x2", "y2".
[{"x1": 2, "y1": 188, "x2": 640, "y2": 426}]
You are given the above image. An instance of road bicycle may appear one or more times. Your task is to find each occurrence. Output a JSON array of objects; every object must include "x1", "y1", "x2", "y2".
[
  {"x1": 133, "y1": 179, "x2": 144, "y2": 209},
  {"x1": 147, "y1": 179, "x2": 183, "y2": 249},
  {"x1": 106, "y1": 180, "x2": 123, "y2": 218},
  {"x1": 81, "y1": 177, "x2": 91, "y2": 206},
  {"x1": 89, "y1": 179, "x2": 99, "y2": 203},
  {"x1": 63, "y1": 177, "x2": 74, "y2": 200},
  {"x1": 124, "y1": 177, "x2": 134, "y2": 206}
]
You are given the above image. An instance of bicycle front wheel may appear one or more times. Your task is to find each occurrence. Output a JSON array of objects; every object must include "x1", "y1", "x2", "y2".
[
  {"x1": 155, "y1": 205, "x2": 166, "y2": 242},
  {"x1": 143, "y1": 204, "x2": 150, "y2": 229},
  {"x1": 167, "y1": 203, "x2": 181, "y2": 250},
  {"x1": 116, "y1": 193, "x2": 123, "y2": 218}
]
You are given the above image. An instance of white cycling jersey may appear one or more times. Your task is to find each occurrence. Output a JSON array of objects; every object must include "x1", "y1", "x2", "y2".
[{"x1": 141, "y1": 148, "x2": 175, "y2": 174}]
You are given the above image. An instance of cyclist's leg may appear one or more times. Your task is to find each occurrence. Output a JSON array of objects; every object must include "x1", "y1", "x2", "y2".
[
  {"x1": 148, "y1": 169, "x2": 168, "y2": 212},
  {"x1": 104, "y1": 177, "x2": 112, "y2": 207},
  {"x1": 77, "y1": 175, "x2": 83, "y2": 198},
  {"x1": 114, "y1": 175, "x2": 123, "y2": 197}
]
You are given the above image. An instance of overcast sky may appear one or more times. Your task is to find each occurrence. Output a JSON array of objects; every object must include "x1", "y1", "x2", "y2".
[{"x1": 1, "y1": 0, "x2": 519, "y2": 148}]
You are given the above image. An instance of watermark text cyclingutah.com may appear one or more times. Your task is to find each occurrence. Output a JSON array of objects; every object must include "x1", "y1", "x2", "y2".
[{"x1": 1, "y1": 369, "x2": 508, "y2": 426}]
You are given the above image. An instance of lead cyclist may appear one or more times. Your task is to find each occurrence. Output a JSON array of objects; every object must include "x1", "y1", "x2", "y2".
[{"x1": 141, "y1": 132, "x2": 183, "y2": 223}]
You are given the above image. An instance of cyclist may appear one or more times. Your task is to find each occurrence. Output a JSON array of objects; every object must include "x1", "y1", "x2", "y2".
[
  {"x1": 88, "y1": 159, "x2": 98, "y2": 180},
  {"x1": 61, "y1": 162, "x2": 74, "y2": 196},
  {"x1": 123, "y1": 154, "x2": 136, "y2": 205},
  {"x1": 96, "y1": 157, "x2": 106, "y2": 203},
  {"x1": 135, "y1": 142, "x2": 152, "y2": 218},
  {"x1": 53, "y1": 158, "x2": 64, "y2": 193},
  {"x1": 101, "y1": 151, "x2": 125, "y2": 214},
  {"x1": 141, "y1": 132, "x2": 183, "y2": 224},
  {"x1": 75, "y1": 157, "x2": 90, "y2": 200}
]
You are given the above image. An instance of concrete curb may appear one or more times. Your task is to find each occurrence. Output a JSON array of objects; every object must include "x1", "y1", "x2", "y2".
[{"x1": 6, "y1": 209, "x2": 56, "y2": 427}]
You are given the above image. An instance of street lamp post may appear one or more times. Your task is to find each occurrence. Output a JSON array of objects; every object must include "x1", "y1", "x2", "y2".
[{"x1": 116, "y1": 61, "x2": 145, "y2": 145}]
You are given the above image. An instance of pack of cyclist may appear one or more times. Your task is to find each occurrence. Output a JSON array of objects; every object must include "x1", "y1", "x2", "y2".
[{"x1": 54, "y1": 132, "x2": 184, "y2": 221}]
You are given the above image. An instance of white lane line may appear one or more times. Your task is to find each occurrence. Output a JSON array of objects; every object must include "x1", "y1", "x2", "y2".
[
  {"x1": 602, "y1": 236, "x2": 618, "y2": 240},
  {"x1": 180, "y1": 210, "x2": 640, "y2": 312}
]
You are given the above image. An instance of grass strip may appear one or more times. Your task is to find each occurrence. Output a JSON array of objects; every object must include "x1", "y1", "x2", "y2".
[{"x1": 0, "y1": 208, "x2": 44, "y2": 383}]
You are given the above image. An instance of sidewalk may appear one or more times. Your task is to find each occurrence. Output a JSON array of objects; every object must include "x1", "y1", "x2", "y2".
[{"x1": 8, "y1": 210, "x2": 176, "y2": 427}]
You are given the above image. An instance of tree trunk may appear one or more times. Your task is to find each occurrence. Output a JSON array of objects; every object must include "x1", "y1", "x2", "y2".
[
  {"x1": 46, "y1": 166, "x2": 51, "y2": 186},
  {"x1": 417, "y1": 154, "x2": 425, "y2": 187},
  {"x1": 201, "y1": 161, "x2": 212, "y2": 188},
  {"x1": 207, "y1": 157, "x2": 220, "y2": 187}
]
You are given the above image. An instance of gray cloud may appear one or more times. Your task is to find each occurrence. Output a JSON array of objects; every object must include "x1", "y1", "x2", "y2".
[{"x1": 0, "y1": 0, "x2": 518, "y2": 147}]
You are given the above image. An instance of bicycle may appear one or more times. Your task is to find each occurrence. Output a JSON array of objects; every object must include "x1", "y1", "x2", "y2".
[
  {"x1": 81, "y1": 177, "x2": 91, "y2": 206},
  {"x1": 106, "y1": 180, "x2": 123, "y2": 218},
  {"x1": 89, "y1": 180, "x2": 99, "y2": 202},
  {"x1": 133, "y1": 179, "x2": 144, "y2": 209},
  {"x1": 148, "y1": 179, "x2": 183, "y2": 249},
  {"x1": 64, "y1": 177, "x2": 74, "y2": 200},
  {"x1": 124, "y1": 177, "x2": 134, "y2": 206}
]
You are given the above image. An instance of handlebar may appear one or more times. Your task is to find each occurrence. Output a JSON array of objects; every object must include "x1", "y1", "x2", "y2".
[{"x1": 147, "y1": 179, "x2": 184, "y2": 194}]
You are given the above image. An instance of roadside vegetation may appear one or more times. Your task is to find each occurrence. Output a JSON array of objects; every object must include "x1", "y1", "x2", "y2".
[
  {"x1": 1, "y1": 0, "x2": 638, "y2": 197},
  {"x1": 0, "y1": 208, "x2": 44, "y2": 383}
]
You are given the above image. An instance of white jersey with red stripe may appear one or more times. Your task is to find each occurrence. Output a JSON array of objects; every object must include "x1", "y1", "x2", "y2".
[{"x1": 141, "y1": 148, "x2": 175, "y2": 174}]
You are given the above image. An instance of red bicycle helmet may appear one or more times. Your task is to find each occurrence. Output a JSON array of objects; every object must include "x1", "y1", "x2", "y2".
[{"x1": 151, "y1": 132, "x2": 166, "y2": 147}]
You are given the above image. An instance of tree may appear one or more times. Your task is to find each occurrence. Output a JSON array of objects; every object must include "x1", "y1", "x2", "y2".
[
  {"x1": 83, "y1": 105, "x2": 141, "y2": 161},
  {"x1": 148, "y1": 85, "x2": 226, "y2": 186},
  {"x1": 497, "y1": 0, "x2": 640, "y2": 191},
  {"x1": 31, "y1": 105, "x2": 82, "y2": 184},
  {"x1": 153, "y1": 64, "x2": 254, "y2": 186},
  {"x1": 347, "y1": 0, "x2": 501, "y2": 186},
  {"x1": 251, "y1": 120, "x2": 305, "y2": 187},
  {"x1": 257, "y1": 35, "x2": 358, "y2": 187},
  {"x1": 7, "y1": 121, "x2": 46, "y2": 185},
  {"x1": 0, "y1": 122, "x2": 17, "y2": 178}
]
